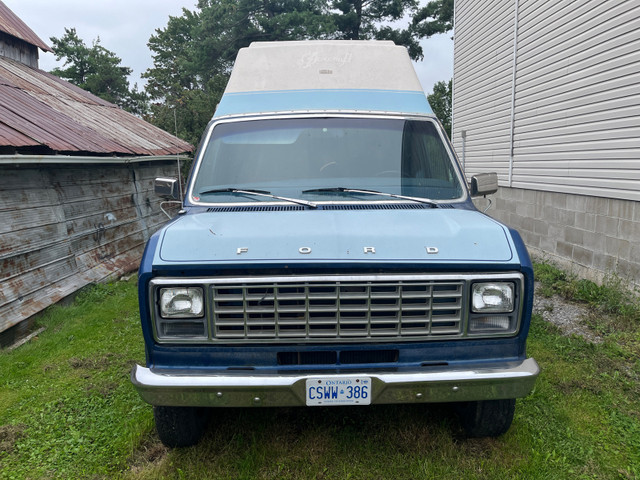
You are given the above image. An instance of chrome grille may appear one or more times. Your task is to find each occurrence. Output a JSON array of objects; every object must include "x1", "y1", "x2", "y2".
[{"x1": 211, "y1": 280, "x2": 464, "y2": 341}]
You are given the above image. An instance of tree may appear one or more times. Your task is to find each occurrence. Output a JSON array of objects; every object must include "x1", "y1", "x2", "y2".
[
  {"x1": 411, "y1": 0, "x2": 454, "y2": 40},
  {"x1": 329, "y1": 0, "x2": 453, "y2": 61},
  {"x1": 144, "y1": 0, "x2": 454, "y2": 144},
  {"x1": 427, "y1": 78, "x2": 452, "y2": 138},
  {"x1": 50, "y1": 28, "x2": 148, "y2": 116},
  {"x1": 144, "y1": 0, "x2": 336, "y2": 146}
]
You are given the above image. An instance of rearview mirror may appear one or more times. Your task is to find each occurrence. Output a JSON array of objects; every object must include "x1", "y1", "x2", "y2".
[
  {"x1": 155, "y1": 177, "x2": 180, "y2": 200},
  {"x1": 470, "y1": 173, "x2": 498, "y2": 197}
]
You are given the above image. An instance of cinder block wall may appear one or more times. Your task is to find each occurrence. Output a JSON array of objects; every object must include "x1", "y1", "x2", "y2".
[{"x1": 479, "y1": 188, "x2": 640, "y2": 287}]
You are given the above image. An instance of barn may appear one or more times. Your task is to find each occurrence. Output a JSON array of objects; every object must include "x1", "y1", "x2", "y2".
[{"x1": 0, "y1": 1, "x2": 193, "y2": 344}]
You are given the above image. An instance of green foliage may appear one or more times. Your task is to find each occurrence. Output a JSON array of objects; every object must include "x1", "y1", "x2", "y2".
[
  {"x1": 427, "y1": 78, "x2": 451, "y2": 137},
  {"x1": 144, "y1": 0, "x2": 337, "y2": 146},
  {"x1": 50, "y1": 28, "x2": 148, "y2": 116},
  {"x1": 534, "y1": 261, "x2": 640, "y2": 326},
  {"x1": 411, "y1": 0, "x2": 454, "y2": 39},
  {"x1": 143, "y1": 0, "x2": 455, "y2": 146},
  {"x1": 534, "y1": 261, "x2": 571, "y2": 298}
]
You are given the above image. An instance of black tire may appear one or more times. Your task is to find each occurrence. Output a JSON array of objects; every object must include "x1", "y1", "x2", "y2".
[
  {"x1": 456, "y1": 399, "x2": 516, "y2": 438},
  {"x1": 153, "y1": 406, "x2": 209, "y2": 448}
]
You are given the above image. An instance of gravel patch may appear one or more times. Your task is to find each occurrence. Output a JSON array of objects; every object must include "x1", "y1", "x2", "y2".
[{"x1": 533, "y1": 283, "x2": 602, "y2": 343}]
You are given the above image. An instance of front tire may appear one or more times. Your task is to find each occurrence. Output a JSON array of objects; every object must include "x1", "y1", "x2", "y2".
[
  {"x1": 153, "y1": 406, "x2": 209, "y2": 448},
  {"x1": 456, "y1": 399, "x2": 516, "y2": 438}
]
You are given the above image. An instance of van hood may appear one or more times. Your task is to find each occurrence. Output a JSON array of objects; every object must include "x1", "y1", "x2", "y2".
[{"x1": 155, "y1": 208, "x2": 517, "y2": 266}]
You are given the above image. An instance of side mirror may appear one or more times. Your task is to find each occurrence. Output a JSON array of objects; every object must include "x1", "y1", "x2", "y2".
[
  {"x1": 470, "y1": 172, "x2": 498, "y2": 197},
  {"x1": 155, "y1": 177, "x2": 180, "y2": 200}
]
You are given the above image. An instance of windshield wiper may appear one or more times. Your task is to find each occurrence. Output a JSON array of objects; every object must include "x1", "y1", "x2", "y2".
[
  {"x1": 302, "y1": 187, "x2": 437, "y2": 207},
  {"x1": 199, "y1": 188, "x2": 317, "y2": 209}
]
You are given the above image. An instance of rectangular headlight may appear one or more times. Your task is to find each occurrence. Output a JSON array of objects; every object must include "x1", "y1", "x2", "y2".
[
  {"x1": 472, "y1": 282, "x2": 515, "y2": 313},
  {"x1": 159, "y1": 287, "x2": 204, "y2": 318}
]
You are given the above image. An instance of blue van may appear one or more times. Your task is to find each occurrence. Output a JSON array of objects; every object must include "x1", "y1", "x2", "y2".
[{"x1": 131, "y1": 41, "x2": 539, "y2": 447}]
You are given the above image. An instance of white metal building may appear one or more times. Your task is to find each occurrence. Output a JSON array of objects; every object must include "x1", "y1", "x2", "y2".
[{"x1": 452, "y1": 0, "x2": 640, "y2": 285}]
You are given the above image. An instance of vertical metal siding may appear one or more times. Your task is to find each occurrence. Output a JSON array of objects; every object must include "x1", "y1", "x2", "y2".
[
  {"x1": 452, "y1": 0, "x2": 516, "y2": 182},
  {"x1": 454, "y1": 0, "x2": 640, "y2": 201}
]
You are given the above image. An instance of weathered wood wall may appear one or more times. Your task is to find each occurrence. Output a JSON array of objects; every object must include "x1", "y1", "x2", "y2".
[
  {"x1": 0, "y1": 158, "x2": 181, "y2": 335},
  {"x1": 0, "y1": 32, "x2": 38, "y2": 69}
]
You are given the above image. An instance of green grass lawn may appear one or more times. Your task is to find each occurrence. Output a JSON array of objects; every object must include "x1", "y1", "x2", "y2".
[{"x1": 1, "y1": 268, "x2": 639, "y2": 479}]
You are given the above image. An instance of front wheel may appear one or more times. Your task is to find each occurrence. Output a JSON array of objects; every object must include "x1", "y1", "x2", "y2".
[
  {"x1": 153, "y1": 406, "x2": 209, "y2": 448},
  {"x1": 456, "y1": 399, "x2": 516, "y2": 438}
]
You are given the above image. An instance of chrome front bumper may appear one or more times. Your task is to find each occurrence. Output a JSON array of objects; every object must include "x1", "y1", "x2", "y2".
[{"x1": 131, "y1": 358, "x2": 539, "y2": 407}]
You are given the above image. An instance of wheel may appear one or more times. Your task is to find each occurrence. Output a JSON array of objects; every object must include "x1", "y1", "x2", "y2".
[
  {"x1": 456, "y1": 399, "x2": 516, "y2": 438},
  {"x1": 153, "y1": 406, "x2": 209, "y2": 448}
]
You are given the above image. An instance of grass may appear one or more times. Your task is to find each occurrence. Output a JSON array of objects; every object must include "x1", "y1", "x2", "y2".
[
  {"x1": 0, "y1": 279, "x2": 151, "y2": 479},
  {"x1": 1, "y1": 266, "x2": 639, "y2": 479}
]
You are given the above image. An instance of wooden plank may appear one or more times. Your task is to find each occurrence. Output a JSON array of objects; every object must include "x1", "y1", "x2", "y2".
[
  {"x1": 0, "y1": 205, "x2": 64, "y2": 234},
  {"x1": 0, "y1": 241, "x2": 73, "y2": 281},
  {"x1": 0, "y1": 161, "x2": 175, "y2": 333},
  {"x1": 0, "y1": 255, "x2": 77, "y2": 308},
  {"x1": 0, "y1": 222, "x2": 68, "y2": 258}
]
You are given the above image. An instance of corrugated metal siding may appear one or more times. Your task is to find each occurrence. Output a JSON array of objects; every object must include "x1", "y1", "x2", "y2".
[
  {"x1": 453, "y1": 0, "x2": 640, "y2": 201},
  {"x1": 0, "y1": 56, "x2": 193, "y2": 156},
  {"x1": 0, "y1": 160, "x2": 179, "y2": 333},
  {"x1": 452, "y1": 0, "x2": 516, "y2": 182}
]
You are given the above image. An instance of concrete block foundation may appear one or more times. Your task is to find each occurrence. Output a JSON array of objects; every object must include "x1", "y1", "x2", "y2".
[{"x1": 478, "y1": 188, "x2": 640, "y2": 288}]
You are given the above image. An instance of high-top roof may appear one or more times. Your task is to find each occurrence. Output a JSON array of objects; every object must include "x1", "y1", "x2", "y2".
[
  {"x1": 0, "y1": 0, "x2": 51, "y2": 52},
  {"x1": 225, "y1": 41, "x2": 424, "y2": 93},
  {"x1": 215, "y1": 41, "x2": 433, "y2": 118}
]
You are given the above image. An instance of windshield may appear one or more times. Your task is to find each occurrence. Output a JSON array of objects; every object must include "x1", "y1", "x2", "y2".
[{"x1": 190, "y1": 117, "x2": 464, "y2": 203}]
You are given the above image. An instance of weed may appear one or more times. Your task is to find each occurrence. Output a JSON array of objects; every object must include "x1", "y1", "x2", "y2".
[{"x1": 534, "y1": 261, "x2": 640, "y2": 330}]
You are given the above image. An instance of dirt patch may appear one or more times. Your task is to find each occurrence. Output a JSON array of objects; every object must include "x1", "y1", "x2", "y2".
[
  {"x1": 127, "y1": 433, "x2": 168, "y2": 474},
  {"x1": 85, "y1": 381, "x2": 120, "y2": 398},
  {"x1": 533, "y1": 283, "x2": 602, "y2": 343},
  {"x1": 0, "y1": 423, "x2": 27, "y2": 454},
  {"x1": 68, "y1": 353, "x2": 116, "y2": 370}
]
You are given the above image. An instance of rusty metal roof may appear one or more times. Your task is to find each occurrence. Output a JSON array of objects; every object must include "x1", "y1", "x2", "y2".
[
  {"x1": 0, "y1": 56, "x2": 194, "y2": 156},
  {"x1": 0, "y1": 1, "x2": 52, "y2": 52}
]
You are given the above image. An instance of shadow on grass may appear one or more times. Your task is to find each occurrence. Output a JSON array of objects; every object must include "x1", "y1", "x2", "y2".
[{"x1": 126, "y1": 403, "x2": 513, "y2": 479}]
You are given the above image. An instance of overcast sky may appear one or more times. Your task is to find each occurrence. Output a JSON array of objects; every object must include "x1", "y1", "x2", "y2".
[{"x1": 4, "y1": 0, "x2": 453, "y2": 93}]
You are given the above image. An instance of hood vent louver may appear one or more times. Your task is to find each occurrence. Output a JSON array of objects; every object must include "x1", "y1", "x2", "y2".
[
  {"x1": 207, "y1": 203, "x2": 444, "y2": 213},
  {"x1": 321, "y1": 203, "x2": 433, "y2": 211},
  {"x1": 207, "y1": 205, "x2": 306, "y2": 212}
]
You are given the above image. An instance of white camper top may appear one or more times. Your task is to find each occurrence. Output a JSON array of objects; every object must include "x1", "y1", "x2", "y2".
[
  {"x1": 214, "y1": 41, "x2": 433, "y2": 118},
  {"x1": 225, "y1": 41, "x2": 424, "y2": 93}
]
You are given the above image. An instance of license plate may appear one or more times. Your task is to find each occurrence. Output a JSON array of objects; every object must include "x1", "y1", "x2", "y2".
[{"x1": 305, "y1": 377, "x2": 371, "y2": 406}]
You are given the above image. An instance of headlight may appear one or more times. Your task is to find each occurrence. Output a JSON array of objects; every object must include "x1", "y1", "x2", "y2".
[
  {"x1": 156, "y1": 287, "x2": 207, "y2": 341},
  {"x1": 469, "y1": 282, "x2": 518, "y2": 335},
  {"x1": 159, "y1": 287, "x2": 204, "y2": 318},
  {"x1": 472, "y1": 282, "x2": 514, "y2": 313}
]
